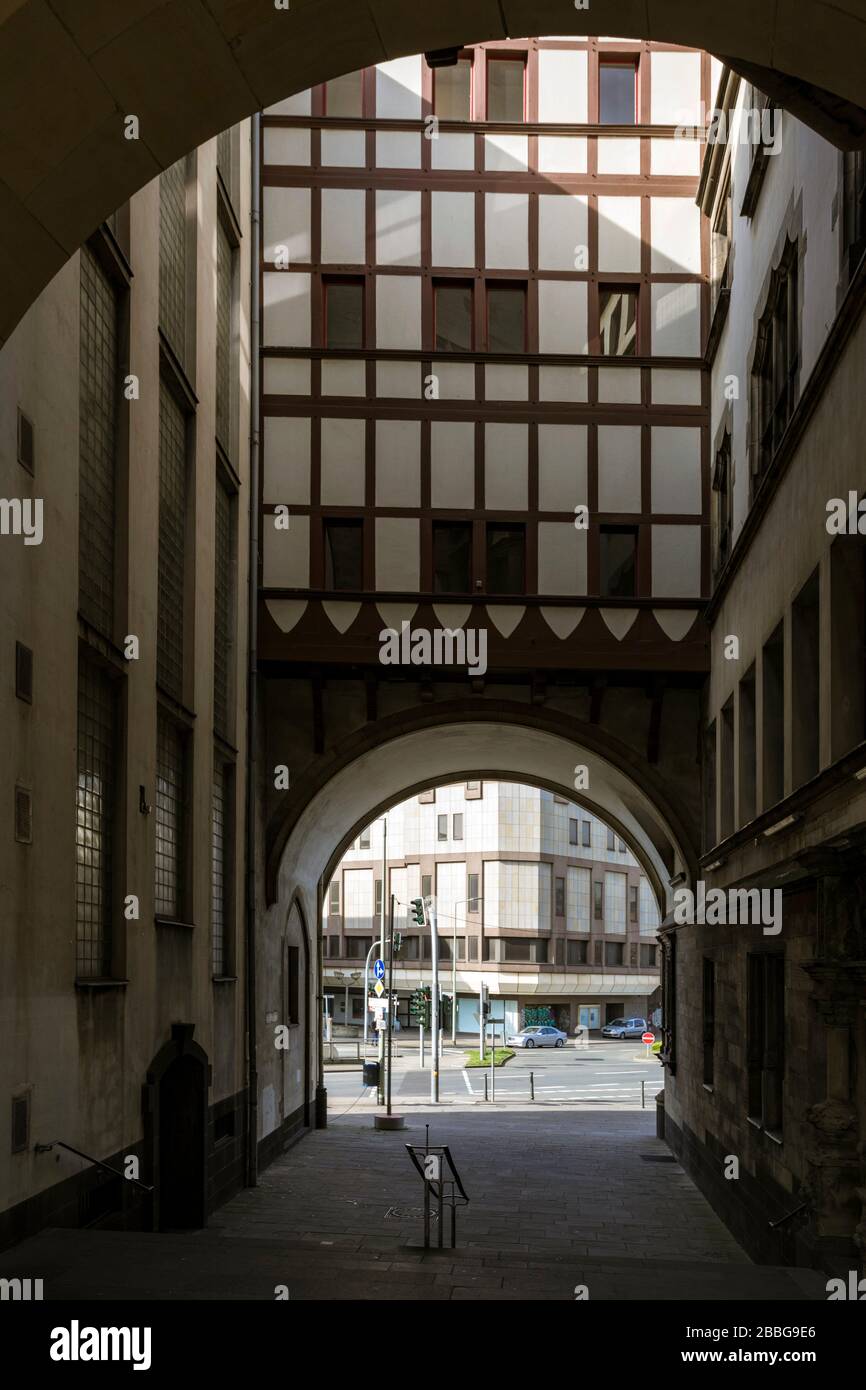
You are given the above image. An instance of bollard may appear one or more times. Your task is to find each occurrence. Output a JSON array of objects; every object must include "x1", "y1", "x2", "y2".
[
  {"x1": 641, "y1": 1080, "x2": 646, "y2": 1110},
  {"x1": 530, "y1": 1070, "x2": 535, "y2": 1101},
  {"x1": 484, "y1": 1074, "x2": 488, "y2": 1102}
]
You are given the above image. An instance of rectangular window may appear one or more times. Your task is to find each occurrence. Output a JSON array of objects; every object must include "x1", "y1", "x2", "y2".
[
  {"x1": 435, "y1": 57, "x2": 472, "y2": 119},
  {"x1": 486, "y1": 523, "x2": 525, "y2": 595},
  {"x1": 211, "y1": 758, "x2": 231, "y2": 977},
  {"x1": 604, "y1": 941, "x2": 624, "y2": 966},
  {"x1": 79, "y1": 243, "x2": 119, "y2": 639},
  {"x1": 467, "y1": 935, "x2": 479, "y2": 961},
  {"x1": 437, "y1": 814, "x2": 448, "y2": 841},
  {"x1": 752, "y1": 239, "x2": 798, "y2": 485},
  {"x1": 155, "y1": 710, "x2": 188, "y2": 921},
  {"x1": 569, "y1": 818, "x2": 578, "y2": 845},
  {"x1": 422, "y1": 874, "x2": 432, "y2": 899},
  {"x1": 159, "y1": 158, "x2": 189, "y2": 366},
  {"x1": 593, "y1": 880, "x2": 603, "y2": 920},
  {"x1": 555, "y1": 877, "x2": 565, "y2": 917},
  {"x1": 792, "y1": 568, "x2": 820, "y2": 788},
  {"x1": 720, "y1": 695, "x2": 735, "y2": 841},
  {"x1": 486, "y1": 54, "x2": 525, "y2": 122},
  {"x1": 329, "y1": 880, "x2": 340, "y2": 914},
  {"x1": 762, "y1": 623, "x2": 785, "y2": 809},
  {"x1": 842, "y1": 151, "x2": 866, "y2": 275},
  {"x1": 629, "y1": 884, "x2": 638, "y2": 923},
  {"x1": 215, "y1": 211, "x2": 235, "y2": 454},
  {"x1": 747, "y1": 953, "x2": 785, "y2": 1134},
  {"x1": 434, "y1": 281, "x2": 473, "y2": 351},
  {"x1": 487, "y1": 282, "x2": 527, "y2": 352},
  {"x1": 345, "y1": 936, "x2": 373, "y2": 960},
  {"x1": 76, "y1": 657, "x2": 117, "y2": 978},
  {"x1": 433, "y1": 521, "x2": 472, "y2": 594},
  {"x1": 639, "y1": 878, "x2": 660, "y2": 936},
  {"x1": 484, "y1": 861, "x2": 552, "y2": 930},
  {"x1": 324, "y1": 278, "x2": 365, "y2": 350},
  {"x1": 599, "y1": 526, "x2": 637, "y2": 599},
  {"x1": 453, "y1": 813, "x2": 463, "y2": 840},
  {"x1": 711, "y1": 172, "x2": 733, "y2": 313},
  {"x1": 374, "y1": 877, "x2": 382, "y2": 917},
  {"x1": 830, "y1": 537, "x2": 866, "y2": 760},
  {"x1": 569, "y1": 939, "x2": 588, "y2": 966},
  {"x1": 641, "y1": 943, "x2": 658, "y2": 969},
  {"x1": 603, "y1": 870, "x2": 627, "y2": 933},
  {"x1": 359, "y1": 827, "x2": 371, "y2": 849},
  {"x1": 599, "y1": 287, "x2": 637, "y2": 357},
  {"x1": 566, "y1": 866, "x2": 591, "y2": 932},
  {"x1": 582, "y1": 820, "x2": 591, "y2": 848},
  {"x1": 468, "y1": 873, "x2": 479, "y2": 912},
  {"x1": 606, "y1": 829, "x2": 616, "y2": 851},
  {"x1": 325, "y1": 70, "x2": 363, "y2": 118},
  {"x1": 739, "y1": 664, "x2": 757, "y2": 826},
  {"x1": 702, "y1": 957, "x2": 715, "y2": 1087},
  {"x1": 599, "y1": 59, "x2": 638, "y2": 124},
  {"x1": 157, "y1": 382, "x2": 188, "y2": 701},
  {"x1": 213, "y1": 475, "x2": 235, "y2": 742},
  {"x1": 324, "y1": 518, "x2": 364, "y2": 591},
  {"x1": 712, "y1": 433, "x2": 733, "y2": 577}
]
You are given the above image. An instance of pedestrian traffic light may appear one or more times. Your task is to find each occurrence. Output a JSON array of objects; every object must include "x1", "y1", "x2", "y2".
[{"x1": 410, "y1": 897, "x2": 426, "y2": 926}]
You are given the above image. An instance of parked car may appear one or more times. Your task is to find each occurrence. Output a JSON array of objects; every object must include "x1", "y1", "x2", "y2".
[
  {"x1": 601, "y1": 1016, "x2": 649, "y2": 1039},
  {"x1": 506, "y1": 1025, "x2": 567, "y2": 1049}
]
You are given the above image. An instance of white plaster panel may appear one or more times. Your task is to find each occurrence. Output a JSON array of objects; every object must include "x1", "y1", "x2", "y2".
[
  {"x1": 598, "y1": 426, "x2": 642, "y2": 513},
  {"x1": 376, "y1": 420, "x2": 421, "y2": 506},
  {"x1": 652, "y1": 525, "x2": 702, "y2": 597},
  {"x1": 431, "y1": 191, "x2": 475, "y2": 267},
  {"x1": 263, "y1": 514, "x2": 309, "y2": 588},
  {"x1": 484, "y1": 134, "x2": 528, "y2": 172},
  {"x1": 651, "y1": 51, "x2": 703, "y2": 126},
  {"x1": 650, "y1": 138, "x2": 700, "y2": 175},
  {"x1": 597, "y1": 197, "x2": 642, "y2": 273},
  {"x1": 263, "y1": 358, "x2": 311, "y2": 395},
  {"x1": 538, "y1": 523, "x2": 587, "y2": 595},
  {"x1": 538, "y1": 281, "x2": 588, "y2": 354},
  {"x1": 651, "y1": 283, "x2": 701, "y2": 356},
  {"x1": 377, "y1": 131, "x2": 422, "y2": 168},
  {"x1": 485, "y1": 193, "x2": 529, "y2": 269},
  {"x1": 376, "y1": 518, "x2": 420, "y2": 590},
  {"x1": 376, "y1": 57, "x2": 423, "y2": 119},
  {"x1": 538, "y1": 194, "x2": 588, "y2": 271},
  {"x1": 321, "y1": 360, "x2": 366, "y2": 397},
  {"x1": 485, "y1": 424, "x2": 528, "y2": 509},
  {"x1": 539, "y1": 366, "x2": 589, "y2": 402},
  {"x1": 538, "y1": 50, "x2": 588, "y2": 123},
  {"x1": 485, "y1": 365, "x2": 528, "y2": 400},
  {"x1": 598, "y1": 367, "x2": 642, "y2": 403},
  {"x1": 431, "y1": 422, "x2": 475, "y2": 507},
  {"x1": 377, "y1": 362, "x2": 422, "y2": 398},
  {"x1": 263, "y1": 127, "x2": 310, "y2": 165},
  {"x1": 537, "y1": 136, "x2": 587, "y2": 173},
  {"x1": 320, "y1": 418, "x2": 366, "y2": 505},
  {"x1": 263, "y1": 416, "x2": 310, "y2": 504},
  {"x1": 652, "y1": 368, "x2": 702, "y2": 405},
  {"x1": 376, "y1": 189, "x2": 421, "y2": 266},
  {"x1": 321, "y1": 188, "x2": 366, "y2": 263},
  {"x1": 263, "y1": 186, "x2": 311, "y2": 263},
  {"x1": 651, "y1": 198, "x2": 702, "y2": 274},
  {"x1": 263, "y1": 272, "x2": 310, "y2": 347},
  {"x1": 651, "y1": 426, "x2": 703, "y2": 514},
  {"x1": 376, "y1": 277, "x2": 422, "y2": 348},
  {"x1": 431, "y1": 132, "x2": 475, "y2": 170},
  {"x1": 265, "y1": 91, "x2": 311, "y2": 117},
  {"x1": 321, "y1": 128, "x2": 366, "y2": 167},
  {"x1": 538, "y1": 424, "x2": 588, "y2": 510},
  {"x1": 598, "y1": 139, "x2": 641, "y2": 175},
  {"x1": 434, "y1": 363, "x2": 477, "y2": 399}
]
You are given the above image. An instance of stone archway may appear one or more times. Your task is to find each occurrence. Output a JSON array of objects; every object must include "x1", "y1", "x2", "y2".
[
  {"x1": 143, "y1": 1024, "x2": 209, "y2": 1232},
  {"x1": 1, "y1": 0, "x2": 866, "y2": 345}
]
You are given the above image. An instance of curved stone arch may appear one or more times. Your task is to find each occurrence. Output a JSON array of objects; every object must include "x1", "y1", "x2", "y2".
[
  {"x1": 1, "y1": 0, "x2": 866, "y2": 344},
  {"x1": 285, "y1": 890, "x2": 314, "y2": 1127},
  {"x1": 267, "y1": 702, "x2": 700, "y2": 931}
]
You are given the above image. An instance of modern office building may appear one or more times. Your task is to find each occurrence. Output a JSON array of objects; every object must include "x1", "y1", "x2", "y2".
[{"x1": 323, "y1": 781, "x2": 661, "y2": 1036}]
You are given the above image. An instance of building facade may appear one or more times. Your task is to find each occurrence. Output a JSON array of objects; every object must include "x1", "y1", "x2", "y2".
[
  {"x1": 0, "y1": 127, "x2": 255, "y2": 1244},
  {"x1": 323, "y1": 782, "x2": 661, "y2": 1036},
  {"x1": 659, "y1": 70, "x2": 866, "y2": 1274}
]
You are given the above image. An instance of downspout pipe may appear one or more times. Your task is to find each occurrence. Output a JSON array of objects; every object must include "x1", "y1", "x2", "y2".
[{"x1": 245, "y1": 110, "x2": 262, "y2": 1187}]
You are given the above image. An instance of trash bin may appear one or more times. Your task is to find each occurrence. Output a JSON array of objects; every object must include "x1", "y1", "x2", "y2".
[
  {"x1": 363, "y1": 1061, "x2": 380, "y2": 1087},
  {"x1": 655, "y1": 1089, "x2": 665, "y2": 1140}
]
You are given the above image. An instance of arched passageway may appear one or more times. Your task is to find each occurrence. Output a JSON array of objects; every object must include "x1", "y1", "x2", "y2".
[{"x1": 1, "y1": 0, "x2": 866, "y2": 344}]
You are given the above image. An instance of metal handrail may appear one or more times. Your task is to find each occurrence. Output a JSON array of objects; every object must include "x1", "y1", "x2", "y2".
[
  {"x1": 34, "y1": 1140, "x2": 154, "y2": 1194},
  {"x1": 768, "y1": 1200, "x2": 808, "y2": 1230}
]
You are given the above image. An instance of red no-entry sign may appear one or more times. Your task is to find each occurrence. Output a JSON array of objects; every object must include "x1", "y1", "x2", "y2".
[{"x1": 642, "y1": 1032, "x2": 654, "y2": 1044}]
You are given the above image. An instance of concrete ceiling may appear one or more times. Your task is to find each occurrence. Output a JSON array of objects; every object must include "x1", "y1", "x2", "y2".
[{"x1": 1, "y1": 0, "x2": 866, "y2": 344}]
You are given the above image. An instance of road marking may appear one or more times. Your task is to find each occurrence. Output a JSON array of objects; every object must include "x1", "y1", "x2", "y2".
[{"x1": 462, "y1": 1069, "x2": 474, "y2": 1095}]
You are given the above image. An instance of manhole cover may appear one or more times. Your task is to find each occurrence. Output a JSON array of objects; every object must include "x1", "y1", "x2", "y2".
[
  {"x1": 384, "y1": 1206, "x2": 438, "y2": 1221},
  {"x1": 639, "y1": 1154, "x2": 678, "y2": 1163}
]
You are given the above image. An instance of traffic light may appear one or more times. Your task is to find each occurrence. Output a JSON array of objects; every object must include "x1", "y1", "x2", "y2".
[
  {"x1": 392, "y1": 931, "x2": 403, "y2": 954},
  {"x1": 410, "y1": 897, "x2": 426, "y2": 926},
  {"x1": 481, "y1": 983, "x2": 490, "y2": 1019},
  {"x1": 409, "y1": 985, "x2": 431, "y2": 1027}
]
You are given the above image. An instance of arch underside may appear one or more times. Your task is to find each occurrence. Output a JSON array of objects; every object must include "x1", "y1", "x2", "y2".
[{"x1": 2, "y1": 0, "x2": 866, "y2": 345}]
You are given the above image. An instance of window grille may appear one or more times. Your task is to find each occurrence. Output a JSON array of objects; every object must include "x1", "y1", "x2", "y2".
[
  {"x1": 213, "y1": 476, "x2": 233, "y2": 739},
  {"x1": 212, "y1": 758, "x2": 228, "y2": 975},
  {"x1": 155, "y1": 710, "x2": 187, "y2": 919},
  {"x1": 79, "y1": 243, "x2": 119, "y2": 637},
  {"x1": 157, "y1": 383, "x2": 187, "y2": 700},
  {"x1": 76, "y1": 658, "x2": 117, "y2": 977},
  {"x1": 159, "y1": 159, "x2": 188, "y2": 364},
  {"x1": 215, "y1": 214, "x2": 233, "y2": 453}
]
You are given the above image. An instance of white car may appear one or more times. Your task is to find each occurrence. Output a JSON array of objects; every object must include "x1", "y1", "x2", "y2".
[{"x1": 506, "y1": 1025, "x2": 567, "y2": 1049}]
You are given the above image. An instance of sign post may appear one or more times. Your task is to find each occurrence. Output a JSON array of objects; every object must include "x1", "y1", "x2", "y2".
[{"x1": 642, "y1": 1030, "x2": 655, "y2": 1058}]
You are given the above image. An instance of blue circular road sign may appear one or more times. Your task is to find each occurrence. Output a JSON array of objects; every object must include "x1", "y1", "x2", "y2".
[{"x1": 373, "y1": 959, "x2": 385, "y2": 980}]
